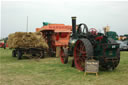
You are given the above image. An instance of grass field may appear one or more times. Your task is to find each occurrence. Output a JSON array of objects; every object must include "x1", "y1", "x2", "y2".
[{"x1": 0, "y1": 48, "x2": 128, "y2": 85}]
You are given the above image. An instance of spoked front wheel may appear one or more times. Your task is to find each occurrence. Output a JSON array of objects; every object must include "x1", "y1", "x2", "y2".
[{"x1": 60, "y1": 48, "x2": 68, "y2": 64}]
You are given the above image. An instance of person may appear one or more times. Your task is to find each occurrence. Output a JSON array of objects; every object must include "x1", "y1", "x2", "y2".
[{"x1": 4, "y1": 39, "x2": 6, "y2": 49}]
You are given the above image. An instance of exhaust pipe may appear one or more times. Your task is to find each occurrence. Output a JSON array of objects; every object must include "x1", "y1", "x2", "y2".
[{"x1": 71, "y1": 17, "x2": 76, "y2": 35}]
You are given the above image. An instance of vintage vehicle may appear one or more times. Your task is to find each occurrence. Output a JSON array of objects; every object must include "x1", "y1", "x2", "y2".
[
  {"x1": 7, "y1": 32, "x2": 47, "y2": 60},
  {"x1": 0, "y1": 38, "x2": 8, "y2": 48},
  {"x1": 117, "y1": 40, "x2": 128, "y2": 51},
  {"x1": 60, "y1": 17, "x2": 120, "y2": 71},
  {"x1": 36, "y1": 23, "x2": 72, "y2": 57},
  {"x1": 0, "y1": 41, "x2": 4, "y2": 48}
]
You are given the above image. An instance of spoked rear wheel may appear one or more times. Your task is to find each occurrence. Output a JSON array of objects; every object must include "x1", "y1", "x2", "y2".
[
  {"x1": 12, "y1": 50, "x2": 16, "y2": 57},
  {"x1": 60, "y1": 48, "x2": 68, "y2": 64},
  {"x1": 40, "y1": 50, "x2": 45, "y2": 58},
  {"x1": 17, "y1": 50, "x2": 22, "y2": 60},
  {"x1": 74, "y1": 39, "x2": 93, "y2": 71}
]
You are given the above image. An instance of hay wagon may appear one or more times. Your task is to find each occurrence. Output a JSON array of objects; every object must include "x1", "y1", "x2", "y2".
[
  {"x1": 7, "y1": 32, "x2": 48, "y2": 60},
  {"x1": 36, "y1": 23, "x2": 72, "y2": 57}
]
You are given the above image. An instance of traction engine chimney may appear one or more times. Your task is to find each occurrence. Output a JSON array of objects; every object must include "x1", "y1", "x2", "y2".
[{"x1": 71, "y1": 17, "x2": 76, "y2": 35}]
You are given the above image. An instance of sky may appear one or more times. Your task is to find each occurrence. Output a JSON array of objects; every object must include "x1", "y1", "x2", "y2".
[{"x1": 1, "y1": 0, "x2": 128, "y2": 39}]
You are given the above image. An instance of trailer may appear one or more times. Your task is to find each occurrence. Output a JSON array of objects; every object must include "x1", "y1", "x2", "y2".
[{"x1": 7, "y1": 32, "x2": 48, "y2": 60}]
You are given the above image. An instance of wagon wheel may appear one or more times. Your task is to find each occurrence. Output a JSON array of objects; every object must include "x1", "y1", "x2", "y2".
[
  {"x1": 74, "y1": 39, "x2": 93, "y2": 71},
  {"x1": 101, "y1": 48, "x2": 120, "y2": 70},
  {"x1": 12, "y1": 50, "x2": 16, "y2": 57},
  {"x1": 40, "y1": 50, "x2": 45, "y2": 58},
  {"x1": 17, "y1": 50, "x2": 22, "y2": 60},
  {"x1": 60, "y1": 48, "x2": 68, "y2": 64}
]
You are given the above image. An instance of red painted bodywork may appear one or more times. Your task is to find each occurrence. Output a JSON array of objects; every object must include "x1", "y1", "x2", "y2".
[
  {"x1": 0, "y1": 42, "x2": 4, "y2": 47},
  {"x1": 36, "y1": 24, "x2": 72, "y2": 47}
]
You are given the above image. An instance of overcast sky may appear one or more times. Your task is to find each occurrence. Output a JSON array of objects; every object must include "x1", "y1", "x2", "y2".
[{"x1": 1, "y1": 0, "x2": 128, "y2": 38}]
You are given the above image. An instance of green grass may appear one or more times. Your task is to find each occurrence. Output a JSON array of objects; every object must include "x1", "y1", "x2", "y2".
[{"x1": 0, "y1": 48, "x2": 128, "y2": 85}]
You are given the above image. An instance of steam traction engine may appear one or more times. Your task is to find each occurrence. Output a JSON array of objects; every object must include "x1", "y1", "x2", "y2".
[{"x1": 60, "y1": 17, "x2": 120, "y2": 71}]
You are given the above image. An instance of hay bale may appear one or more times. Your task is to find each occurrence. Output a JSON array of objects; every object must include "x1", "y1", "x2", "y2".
[{"x1": 7, "y1": 32, "x2": 48, "y2": 49}]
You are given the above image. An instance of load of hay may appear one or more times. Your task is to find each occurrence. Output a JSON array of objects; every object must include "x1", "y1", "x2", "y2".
[{"x1": 7, "y1": 32, "x2": 48, "y2": 49}]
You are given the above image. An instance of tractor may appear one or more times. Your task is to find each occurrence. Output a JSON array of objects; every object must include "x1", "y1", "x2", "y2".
[{"x1": 60, "y1": 17, "x2": 120, "y2": 71}]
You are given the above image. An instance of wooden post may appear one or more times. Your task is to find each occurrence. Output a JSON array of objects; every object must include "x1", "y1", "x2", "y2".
[
  {"x1": 84, "y1": 72, "x2": 98, "y2": 77},
  {"x1": 56, "y1": 47, "x2": 60, "y2": 57}
]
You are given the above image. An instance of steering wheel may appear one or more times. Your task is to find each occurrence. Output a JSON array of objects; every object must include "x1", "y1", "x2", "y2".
[
  {"x1": 89, "y1": 28, "x2": 98, "y2": 35},
  {"x1": 77, "y1": 23, "x2": 89, "y2": 34}
]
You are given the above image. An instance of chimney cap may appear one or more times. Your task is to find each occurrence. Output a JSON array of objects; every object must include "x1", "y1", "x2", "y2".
[{"x1": 71, "y1": 16, "x2": 77, "y2": 19}]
